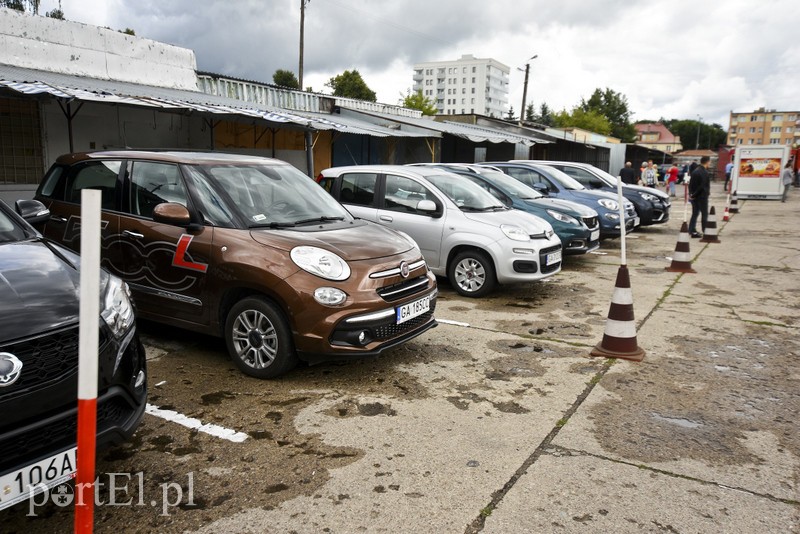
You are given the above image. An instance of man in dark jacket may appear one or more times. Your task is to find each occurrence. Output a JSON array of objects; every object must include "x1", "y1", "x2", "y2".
[
  {"x1": 688, "y1": 156, "x2": 711, "y2": 237},
  {"x1": 619, "y1": 161, "x2": 636, "y2": 184}
]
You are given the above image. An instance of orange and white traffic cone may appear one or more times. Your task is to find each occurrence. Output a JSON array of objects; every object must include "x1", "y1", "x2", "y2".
[
  {"x1": 666, "y1": 222, "x2": 696, "y2": 273},
  {"x1": 729, "y1": 191, "x2": 739, "y2": 213},
  {"x1": 590, "y1": 265, "x2": 645, "y2": 362},
  {"x1": 700, "y1": 206, "x2": 721, "y2": 243},
  {"x1": 722, "y1": 195, "x2": 730, "y2": 222}
]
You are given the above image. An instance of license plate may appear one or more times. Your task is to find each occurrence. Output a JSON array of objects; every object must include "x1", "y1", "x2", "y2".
[
  {"x1": 546, "y1": 250, "x2": 562, "y2": 266},
  {"x1": 590, "y1": 229, "x2": 600, "y2": 241},
  {"x1": 0, "y1": 447, "x2": 76, "y2": 511},
  {"x1": 396, "y1": 295, "x2": 430, "y2": 324}
]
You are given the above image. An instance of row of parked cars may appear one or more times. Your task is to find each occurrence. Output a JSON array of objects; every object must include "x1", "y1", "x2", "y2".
[{"x1": 0, "y1": 151, "x2": 670, "y2": 511}]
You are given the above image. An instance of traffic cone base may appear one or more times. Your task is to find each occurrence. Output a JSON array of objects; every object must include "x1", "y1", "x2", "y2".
[
  {"x1": 589, "y1": 265, "x2": 645, "y2": 362},
  {"x1": 666, "y1": 222, "x2": 697, "y2": 273},
  {"x1": 701, "y1": 206, "x2": 721, "y2": 243},
  {"x1": 729, "y1": 191, "x2": 739, "y2": 213}
]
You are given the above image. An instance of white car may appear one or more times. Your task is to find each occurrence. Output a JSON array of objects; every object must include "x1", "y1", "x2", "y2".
[{"x1": 318, "y1": 165, "x2": 562, "y2": 297}]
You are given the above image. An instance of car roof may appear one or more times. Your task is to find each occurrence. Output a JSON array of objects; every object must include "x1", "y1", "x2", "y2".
[
  {"x1": 324, "y1": 165, "x2": 453, "y2": 178},
  {"x1": 54, "y1": 150, "x2": 291, "y2": 166}
]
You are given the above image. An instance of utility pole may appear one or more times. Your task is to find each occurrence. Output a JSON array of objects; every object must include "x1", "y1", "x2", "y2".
[
  {"x1": 299, "y1": 0, "x2": 309, "y2": 90},
  {"x1": 695, "y1": 115, "x2": 701, "y2": 150},
  {"x1": 518, "y1": 54, "x2": 537, "y2": 126}
]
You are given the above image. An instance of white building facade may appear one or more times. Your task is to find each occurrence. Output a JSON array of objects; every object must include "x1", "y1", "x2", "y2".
[{"x1": 412, "y1": 54, "x2": 509, "y2": 118}]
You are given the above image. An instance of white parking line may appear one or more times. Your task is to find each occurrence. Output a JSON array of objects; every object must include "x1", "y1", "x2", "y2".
[
  {"x1": 438, "y1": 318, "x2": 470, "y2": 327},
  {"x1": 145, "y1": 403, "x2": 249, "y2": 443}
]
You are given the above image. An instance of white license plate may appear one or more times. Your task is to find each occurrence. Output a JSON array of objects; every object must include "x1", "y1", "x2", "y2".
[
  {"x1": 0, "y1": 447, "x2": 76, "y2": 511},
  {"x1": 546, "y1": 250, "x2": 562, "y2": 266},
  {"x1": 590, "y1": 229, "x2": 600, "y2": 241},
  {"x1": 396, "y1": 295, "x2": 430, "y2": 324}
]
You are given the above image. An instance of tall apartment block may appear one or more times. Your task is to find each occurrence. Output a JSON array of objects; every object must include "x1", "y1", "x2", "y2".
[
  {"x1": 412, "y1": 54, "x2": 509, "y2": 117},
  {"x1": 727, "y1": 108, "x2": 799, "y2": 146}
]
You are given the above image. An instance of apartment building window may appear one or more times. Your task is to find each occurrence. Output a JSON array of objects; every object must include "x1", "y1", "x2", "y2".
[
  {"x1": 738, "y1": 127, "x2": 743, "y2": 133},
  {"x1": 462, "y1": 88, "x2": 466, "y2": 94},
  {"x1": 471, "y1": 98, "x2": 475, "y2": 104},
  {"x1": 787, "y1": 127, "x2": 794, "y2": 133},
  {"x1": 738, "y1": 139, "x2": 742, "y2": 144},
  {"x1": 471, "y1": 77, "x2": 475, "y2": 83},
  {"x1": 749, "y1": 127, "x2": 756, "y2": 133},
  {"x1": 462, "y1": 67, "x2": 466, "y2": 73},
  {"x1": 472, "y1": 66, "x2": 476, "y2": 73},
  {"x1": 461, "y1": 98, "x2": 465, "y2": 104},
  {"x1": 471, "y1": 88, "x2": 475, "y2": 94},
  {"x1": 772, "y1": 115, "x2": 782, "y2": 121},
  {"x1": 748, "y1": 139, "x2": 754, "y2": 144},
  {"x1": 758, "y1": 127, "x2": 763, "y2": 133},
  {"x1": 786, "y1": 139, "x2": 792, "y2": 145},
  {"x1": 462, "y1": 77, "x2": 466, "y2": 83},
  {"x1": 750, "y1": 115, "x2": 758, "y2": 121},
  {"x1": 770, "y1": 139, "x2": 779, "y2": 144}
]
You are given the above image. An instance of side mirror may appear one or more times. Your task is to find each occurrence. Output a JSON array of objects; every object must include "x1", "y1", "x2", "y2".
[
  {"x1": 15, "y1": 199, "x2": 50, "y2": 225},
  {"x1": 416, "y1": 199, "x2": 437, "y2": 213},
  {"x1": 153, "y1": 202, "x2": 192, "y2": 227},
  {"x1": 589, "y1": 179, "x2": 605, "y2": 188},
  {"x1": 532, "y1": 183, "x2": 549, "y2": 195}
]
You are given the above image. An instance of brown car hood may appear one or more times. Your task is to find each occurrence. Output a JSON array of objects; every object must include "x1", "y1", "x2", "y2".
[{"x1": 250, "y1": 220, "x2": 414, "y2": 261}]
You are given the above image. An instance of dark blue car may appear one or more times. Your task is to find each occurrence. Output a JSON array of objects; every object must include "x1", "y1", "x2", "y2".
[{"x1": 483, "y1": 162, "x2": 638, "y2": 239}]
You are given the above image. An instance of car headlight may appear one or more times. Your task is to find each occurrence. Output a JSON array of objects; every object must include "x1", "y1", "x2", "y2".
[
  {"x1": 100, "y1": 273, "x2": 135, "y2": 338},
  {"x1": 291, "y1": 246, "x2": 351, "y2": 281},
  {"x1": 546, "y1": 209, "x2": 579, "y2": 225},
  {"x1": 500, "y1": 224, "x2": 530, "y2": 242},
  {"x1": 598, "y1": 199, "x2": 619, "y2": 210},
  {"x1": 639, "y1": 192, "x2": 658, "y2": 202}
]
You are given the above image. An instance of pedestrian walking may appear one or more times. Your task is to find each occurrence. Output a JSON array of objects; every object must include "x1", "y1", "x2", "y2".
[
  {"x1": 665, "y1": 164, "x2": 679, "y2": 197},
  {"x1": 782, "y1": 161, "x2": 794, "y2": 202},
  {"x1": 619, "y1": 161, "x2": 636, "y2": 185},
  {"x1": 724, "y1": 157, "x2": 734, "y2": 192},
  {"x1": 643, "y1": 161, "x2": 657, "y2": 188},
  {"x1": 688, "y1": 156, "x2": 711, "y2": 238}
]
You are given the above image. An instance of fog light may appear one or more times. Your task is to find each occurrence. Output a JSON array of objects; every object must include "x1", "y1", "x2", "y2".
[
  {"x1": 512, "y1": 248, "x2": 535, "y2": 254},
  {"x1": 314, "y1": 287, "x2": 347, "y2": 306},
  {"x1": 358, "y1": 331, "x2": 367, "y2": 344},
  {"x1": 604, "y1": 213, "x2": 620, "y2": 221},
  {"x1": 134, "y1": 369, "x2": 145, "y2": 390}
]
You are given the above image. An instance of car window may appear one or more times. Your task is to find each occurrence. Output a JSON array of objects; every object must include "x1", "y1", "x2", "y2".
[
  {"x1": 129, "y1": 162, "x2": 188, "y2": 218},
  {"x1": 505, "y1": 167, "x2": 546, "y2": 189},
  {"x1": 340, "y1": 173, "x2": 377, "y2": 207},
  {"x1": 318, "y1": 176, "x2": 335, "y2": 194},
  {"x1": 424, "y1": 173, "x2": 503, "y2": 210},
  {"x1": 65, "y1": 161, "x2": 121, "y2": 209},
  {"x1": 0, "y1": 205, "x2": 27, "y2": 243},
  {"x1": 478, "y1": 169, "x2": 542, "y2": 199},
  {"x1": 38, "y1": 165, "x2": 67, "y2": 200},
  {"x1": 383, "y1": 175, "x2": 435, "y2": 214},
  {"x1": 182, "y1": 165, "x2": 236, "y2": 227},
  {"x1": 558, "y1": 166, "x2": 597, "y2": 186}
]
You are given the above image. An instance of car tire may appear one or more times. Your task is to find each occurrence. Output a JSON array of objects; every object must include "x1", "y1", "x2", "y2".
[
  {"x1": 448, "y1": 250, "x2": 496, "y2": 298},
  {"x1": 225, "y1": 297, "x2": 297, "y2": 378}
]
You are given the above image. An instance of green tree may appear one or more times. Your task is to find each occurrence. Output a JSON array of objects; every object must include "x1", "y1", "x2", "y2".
[
  {"x1": 525, "y1": 103, "x2": 535, "y2": 122},
  {"x1": 273, "y1": 69, "x2": 300, "y2": 89},
  {"x1": 579, "y1": 88, "x2": 636, "y2": 141},
  {"x1": 664, "y1": 119, "x2": 728, "y2": 150},
  {"x1": 399, "y1": 89, "x2": 437, "y2": 115},
  {"x1": 325, "y1": 70, "x2": 377, "y2": 102},
  {"x1": 505, "y1": 106, "x2": 517, "y2": 121},
  {"x1": 553, "y1": 107, "x2": 612, "y2": 135},
  {"x1": 121, "y1": 28, "x2": 135, "y2": 35},
  {"x1": 45, "y1": 8, "x2": 64, "y2": 18}
]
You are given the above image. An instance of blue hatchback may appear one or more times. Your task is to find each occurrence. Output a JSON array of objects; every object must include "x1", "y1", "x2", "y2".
[{"x1": 483, "y1": 162, "x2": 638, "y2": 239}]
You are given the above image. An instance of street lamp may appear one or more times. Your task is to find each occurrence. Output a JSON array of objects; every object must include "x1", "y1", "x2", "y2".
[
  {"x1": 518, "y1": 54, "x2": 538, "y2": 125},
  {"x1": 695, "y1": 114, "x2": 702, "y2": 150}
]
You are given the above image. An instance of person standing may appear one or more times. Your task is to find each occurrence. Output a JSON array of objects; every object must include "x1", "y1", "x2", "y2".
[
  {"x1": 688, "y1": 156, "x2": 711, "y2": 238},
  {"x1": 619, "y1": 161, "x2": 636, "y2": 185},
  {"x1": 643, "y1": 161, "x2": 657, "y2": 188},
  {"x1": 782, "y1": 161, "x2": 794, "y2": 202},
  {"x1": 724, "y1": 157, "x2": 734, "y2": 192},
  {"x1": 666, "y1": 164, "x2": 679, "y2": 197}
]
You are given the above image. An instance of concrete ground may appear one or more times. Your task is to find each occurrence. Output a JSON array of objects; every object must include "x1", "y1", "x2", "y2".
[{"x1": 4, "y1": 182, "x2": 798, "y2": 533}]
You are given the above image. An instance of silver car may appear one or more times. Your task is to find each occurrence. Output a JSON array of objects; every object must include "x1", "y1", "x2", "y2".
[{"x1": 318, "y1": 165, "x2": 562, "y2": 297}]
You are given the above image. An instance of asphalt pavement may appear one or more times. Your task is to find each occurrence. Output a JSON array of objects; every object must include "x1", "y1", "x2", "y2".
[{"x1": 4, "y1": 182, "x2": 798, "y2": 533}]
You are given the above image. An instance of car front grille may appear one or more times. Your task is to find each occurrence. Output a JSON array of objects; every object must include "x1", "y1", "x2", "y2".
[
  {"x1": 582, "y1": 216, "x2": 599, "y2": 230},
  {"x1": 373, "y1": 308, "x2": 436, "y2": 340},
  {"x1": 376, "y1": 275, "x2": 432, "y2": 303},
  {"x1": 539, "y1": 245, "x2": 562, "y2": 274},
  {"x1": 0, "y1": 325, "x2": 90, "y2": 399}
]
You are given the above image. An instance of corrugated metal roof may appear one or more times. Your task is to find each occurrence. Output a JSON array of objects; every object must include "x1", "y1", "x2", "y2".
[{"x1": 0, "y1": 64, "x2": 432, "y2": 138}]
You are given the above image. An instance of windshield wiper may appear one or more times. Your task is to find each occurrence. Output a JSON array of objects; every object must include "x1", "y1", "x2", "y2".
[
  {"x1": 249, "y1": 221, "x2": 296, "y2": 229},
  {"x1": 460, "y1": 206, "x2": 505, "y2": 212},
  {"x1": 292, "y1": 216, "x2": 346, "y2": 225}
]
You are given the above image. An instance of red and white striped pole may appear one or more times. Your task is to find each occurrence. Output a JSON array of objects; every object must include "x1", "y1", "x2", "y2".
[{"x1": 75, "y1": 189, "x2": 101, "y2": 533}]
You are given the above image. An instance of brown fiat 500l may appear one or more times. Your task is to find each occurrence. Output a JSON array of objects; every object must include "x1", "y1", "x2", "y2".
[{"x1": 33, "y1": 151, "x2": 437, "y2": 378}]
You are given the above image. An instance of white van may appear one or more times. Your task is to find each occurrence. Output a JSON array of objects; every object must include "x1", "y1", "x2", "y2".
[{"x1": 318, "y1": 165, "x2": 562, "y2": 297}]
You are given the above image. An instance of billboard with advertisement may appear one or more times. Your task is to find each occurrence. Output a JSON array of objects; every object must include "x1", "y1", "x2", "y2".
[{"x1": 731, "y1": 145, "x2": 790, "y2": 199}]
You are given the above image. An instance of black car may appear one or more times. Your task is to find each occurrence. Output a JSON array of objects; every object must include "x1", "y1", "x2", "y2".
[
  {"x1": 532, "y1": 161, "x2": 671, "y2": 226},
  {"x1": 0, "y1": 199, "x2": 146, "y2": 512}
]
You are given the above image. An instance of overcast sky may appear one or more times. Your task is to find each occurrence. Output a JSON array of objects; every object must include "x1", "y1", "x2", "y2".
[{"x1": 38, "y1": 0, "x2": 799, "y2": 127}]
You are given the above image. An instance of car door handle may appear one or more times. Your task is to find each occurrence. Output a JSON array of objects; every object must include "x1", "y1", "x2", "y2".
[
  {"x1": 379, "y1": 215, "x2": 393, "y2": 222},
  {"x1": 49, "y1": 215, "x2": 67, "y2": 223},
  {"x1": 123, "y1": 230, "x2": 144, "y2": 239}
]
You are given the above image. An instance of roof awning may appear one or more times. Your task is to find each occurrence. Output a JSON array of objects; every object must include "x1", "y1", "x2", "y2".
[{"x1": 0, "y1": 64, "x2": 433, "y2": 138}]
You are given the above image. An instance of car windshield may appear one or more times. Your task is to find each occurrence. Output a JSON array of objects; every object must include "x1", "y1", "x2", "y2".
[
  {"x1": 587, "y1": 166, "x2": 617, "y2": 185},
  {"x1": 425, "y1": 173, "x2": 506, "y2": 211},
  {"x1": 0, "y1": 203, "x2": 30, "y2": 244},
  {"x1": 535, "y1": 166, "x2": 585, "y2": 190},
  {"x1": 188, "y1": 163, "x2": 351, "y2": 227},
  {"x1": 477, "y1": 169, "x2": 543, "y2": 200}
]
